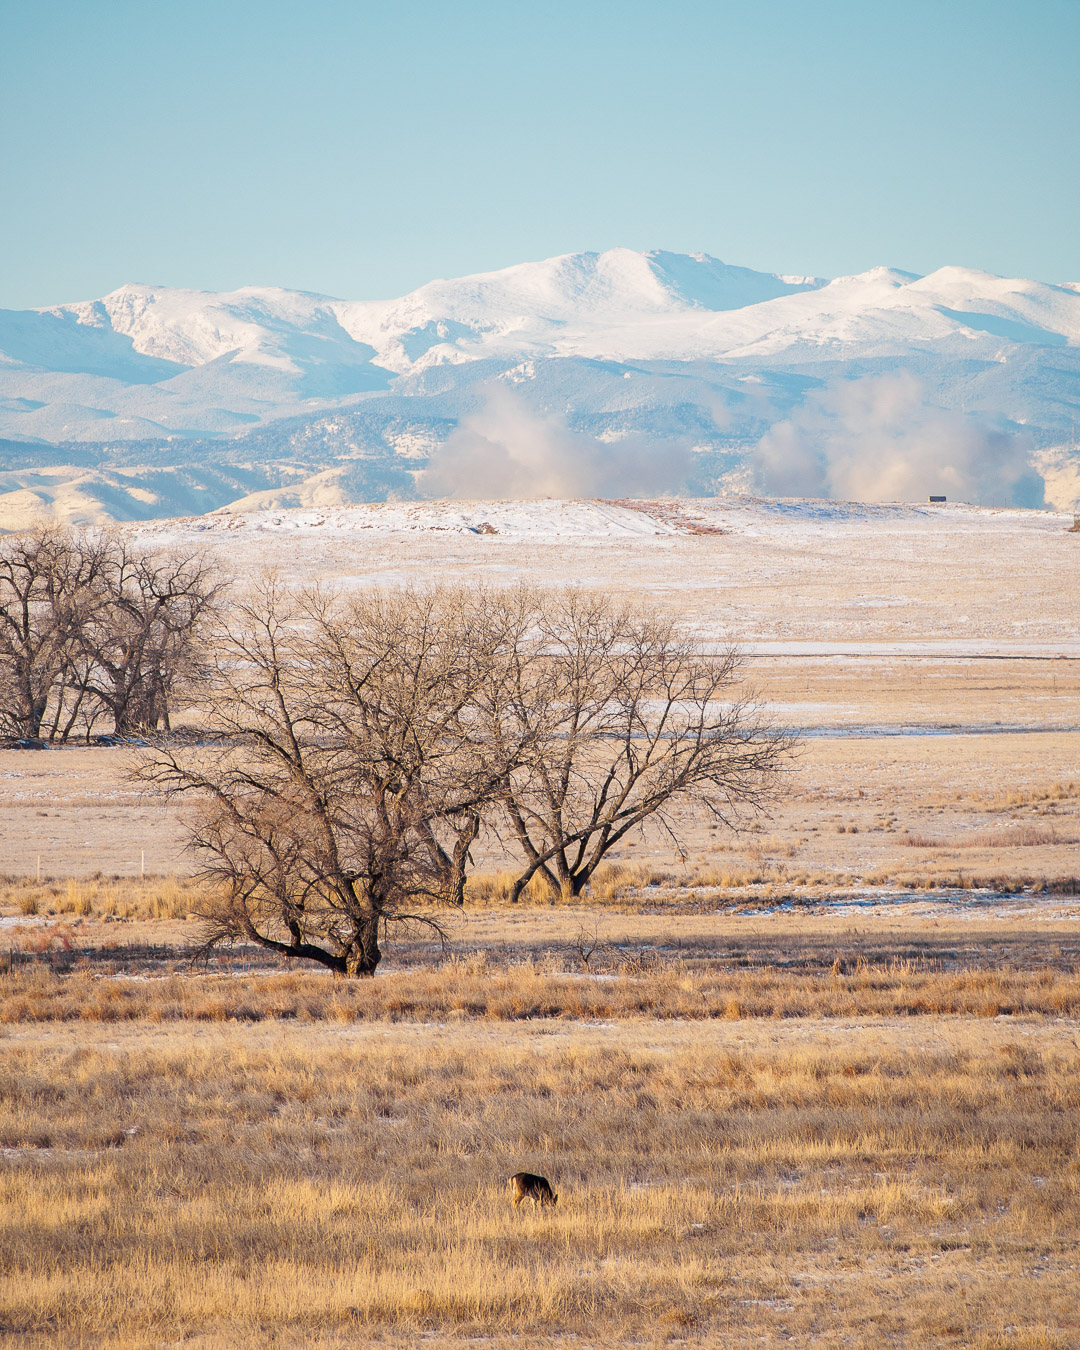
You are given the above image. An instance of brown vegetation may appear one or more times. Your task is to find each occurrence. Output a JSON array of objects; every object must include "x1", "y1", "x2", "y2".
[
  {"x1": 0, "y1": 874, "x2": 193, "y2": 921},
  {"x1": 3, "y1": 947, "x2": 1080, "y2": 1024},
  {"x1": 901, "y1": 825, "x2": 1076, "y2": 849},
  {"x1": 2, "y1": 512, "x2": 1079, "y2": 1345},
  {"x1": 1, "y1": 1021, "x2": 1077, "y2": 1347}
]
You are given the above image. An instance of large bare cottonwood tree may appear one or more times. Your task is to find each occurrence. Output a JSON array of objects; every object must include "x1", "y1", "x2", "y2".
[
  {"x1": 74, "y1": 539, "x2": 225, "y2": 736},
  {"x1": 0, "y1": 528, "x2": 106, "y2": 742},
  {"x1": 141, "y1": 582, "x2": 790, "y2": 975},
  {"x1": 139, "y1": 582, "x2": 535, "y2": 975},
  {"x1": 0, "y1": 527, "x2": 222, "y2": 743}
]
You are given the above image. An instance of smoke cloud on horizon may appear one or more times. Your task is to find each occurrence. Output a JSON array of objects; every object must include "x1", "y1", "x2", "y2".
[
  {"x1": 751, "y1": 372, "x2": 1044, "y2": 507},
  {"x1": 421, "y1": 385, "x2": 693, "y2": 500}
]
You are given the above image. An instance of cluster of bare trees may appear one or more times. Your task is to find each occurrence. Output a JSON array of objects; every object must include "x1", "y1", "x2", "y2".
[
  {"x1": 0, "y1": 527, "x2": 222, "y2": 744},
  {"x1": 140, "y1": 581, "x2": 792, "y2": 976},
  {"x1": 1, "y1": 521, "x2": 792, "y2": 977}
]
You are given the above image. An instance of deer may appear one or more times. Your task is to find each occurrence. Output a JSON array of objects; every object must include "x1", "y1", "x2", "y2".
[{"x1": 509, "y1": 1171, "x2": 558, "y2": 1208}]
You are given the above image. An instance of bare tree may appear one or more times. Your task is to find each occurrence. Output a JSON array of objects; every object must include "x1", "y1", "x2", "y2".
[
  {"x1": 0, "y1": 527, "x2": 106, "y2": 743},
  {"x1": 75, "y1": 539, "x2": 224, "y2": 736},
  {"x1": 0, "y1": 526, "x2": 224, "y2": 744},
  {"x1": 137, "y1": 582, "x2": 534, "y2": 975},
  {"x1": 491, "y1": 589, "x2": 793, "y2": 901},
  {"x1": 137, "y1": 581, "x2": 790, "y2": 973}
]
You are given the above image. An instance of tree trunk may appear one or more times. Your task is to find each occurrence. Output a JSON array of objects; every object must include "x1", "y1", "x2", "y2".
[
  {"x1": 448, "y1": 813, "x2": 480, "y2": 905},
  {"x1": 508, "y1": 859, "x2": 561, "y2": 903},
  {"x1": 27, "y1": 692, "x2": 48, "y2": 741},
  {"x1": 345, "y1": 917, "x2": 382, "y2": 977}
]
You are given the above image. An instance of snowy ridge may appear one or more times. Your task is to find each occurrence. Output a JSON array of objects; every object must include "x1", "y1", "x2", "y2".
[
  {"x1": 2, "y1": 247, "x2": 1080, "y2": 523},
  {"x1": 135, "y1": 494, "x2": 1074, "y2": 543},
  {"x1": 2, "y1": 247, "x2": 1078, "y2": 446},
  {"x1": 156, "y1": 497, "x2": 686, "y2": 539}
]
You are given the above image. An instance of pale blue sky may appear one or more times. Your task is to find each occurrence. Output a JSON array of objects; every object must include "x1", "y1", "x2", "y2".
[{"x1": 2, "y1": 0, "x2": 1078, "y2": 309}]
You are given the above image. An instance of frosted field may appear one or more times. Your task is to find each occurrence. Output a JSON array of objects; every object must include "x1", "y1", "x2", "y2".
[
  {"x1": 3, "y1": 495, "x2": 1078, "y2": 881},
  {"x1": 141, "y1": 495, "x2": 1080, "y2": 649}
]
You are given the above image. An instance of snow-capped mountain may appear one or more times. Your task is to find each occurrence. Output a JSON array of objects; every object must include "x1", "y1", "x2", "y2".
[
  {"x1": 1, "y1": 248, "x2": 1079, "y2": 523},
  {"x1": 0, "y1": 250, "x2": 830, "y2": 438}
]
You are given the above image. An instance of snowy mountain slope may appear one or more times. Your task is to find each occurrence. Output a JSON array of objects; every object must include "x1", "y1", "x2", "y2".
[
  {"x1": 1, "y1": 247, "x2": 1079, "y2": 522},
  {"x1": 2, "y1": 249, "x2": 1077, "y2": 433},
  {"x1": 332, "y1": 248, "x2": 827, "y2": 370}
]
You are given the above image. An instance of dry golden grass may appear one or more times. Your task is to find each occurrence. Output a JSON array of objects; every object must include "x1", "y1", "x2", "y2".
[
  {"x1": 1, "y1": 515, "x2": 1077, "y2": 1343},
  {"x1": 901, "y1": 825, "x2": 1075, "y2": 849},
  {"x1": 3, "y1": 899, "x2": 1079, "y2": 1346},
  {"x1": 0, "y1": 874, "x2": 192, "y2": 921},
  {"x1": 1, "y1": 1021, "x2": 1078, "y2": 1348},
  {"x1": 971, "y1": 780, "x2": 1080, "y2": 810},
  {"x1": 3, "y1": 957, "x2": 1080, "y2": 1025}
]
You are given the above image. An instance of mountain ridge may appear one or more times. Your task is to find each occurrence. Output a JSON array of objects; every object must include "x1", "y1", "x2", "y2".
[{"x1": 1, "y1": 247, "x2": 1078, "y2": 524}]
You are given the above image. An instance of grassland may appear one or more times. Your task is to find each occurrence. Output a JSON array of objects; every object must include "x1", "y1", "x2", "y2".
[
  {"x1": 2, "y1": 506, "x2": 1079, "y2": 1345},
  {"x1": 3, "y1": 891, "x2": 1080, "y2": 1347},
  {"x1": 2, "y1": 1011, "x2": 1078, "y2": 1349},
  {"x1": 2, "y1": 717, "x2": 1080, "y2": 1345},
  {"x1": 4, "y1": 912, "x2": 1080, "y2": 1025}
]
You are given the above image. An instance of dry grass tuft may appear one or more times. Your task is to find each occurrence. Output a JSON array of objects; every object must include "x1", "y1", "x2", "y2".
[
  {"x1": 0, "y1": 874, "x2": 195, "y2": 921},
  {"x1": 464, "y1": 870, "x2": 554, "y2": 905},
  {"x1": 902, "y1": 825, "x2": 1075, "y2": 849},
  {"x1": 970, "y1": 780, "x2": 1080, "y2": 811}
]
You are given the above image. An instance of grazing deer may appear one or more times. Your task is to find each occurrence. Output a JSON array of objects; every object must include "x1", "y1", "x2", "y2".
[{"x1": 509, "y1": 1171, "x2": 558, "y2": 1207}]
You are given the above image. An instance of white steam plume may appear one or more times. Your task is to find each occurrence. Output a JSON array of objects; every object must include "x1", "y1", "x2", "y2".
[
  {"x1": 752, "y1": 372, "x2": 1043, "y2": 506},
  {"x1": 421, "y1": 385, "x2": 692, "y2": 499}
]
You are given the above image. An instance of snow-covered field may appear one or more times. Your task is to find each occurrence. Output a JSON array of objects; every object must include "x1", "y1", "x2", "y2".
[
  {"x1": 3, "y1": 494, "x2": 1076, "y2": 880},
  {"x1": 138, "y1": 495, "x2": 1080, "y2": 649}
]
